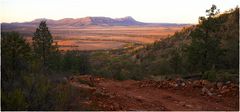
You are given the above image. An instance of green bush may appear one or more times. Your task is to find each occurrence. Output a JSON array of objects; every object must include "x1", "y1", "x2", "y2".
[
  {"x1": 202, "y1": 69, "x2": 217, "y2": 82},
  {"x1": 1, "y1": 89, "x2": 28, "y2": 110},
  {"x1": 62, "y1": 51, "x2": 91, "y2": 74},
  {"x1": 53, "y1": 83, "x2": 73, "y2": 110},
  {"x1": 216, "y1": 71, "x2": 238, "y2": 82}
]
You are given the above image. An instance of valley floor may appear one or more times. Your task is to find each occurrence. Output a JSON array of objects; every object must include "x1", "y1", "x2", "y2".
[{"x1": 67, "y1": 75, "x2": 239, "y2": 111}]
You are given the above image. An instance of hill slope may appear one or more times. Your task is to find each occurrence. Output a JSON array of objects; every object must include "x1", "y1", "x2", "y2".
[{"x1": 131, "y1": 7, "x2": 239, "y2": 80}]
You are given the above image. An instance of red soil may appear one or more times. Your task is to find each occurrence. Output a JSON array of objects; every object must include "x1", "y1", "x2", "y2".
[{"x1": 68, "y1": 75, "x2": 239, "y2": 111}]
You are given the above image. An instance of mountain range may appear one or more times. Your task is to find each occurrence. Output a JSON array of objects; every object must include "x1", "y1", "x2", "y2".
[{"x1": 1, "y1": 16, "x2": 189, "y2": 30}]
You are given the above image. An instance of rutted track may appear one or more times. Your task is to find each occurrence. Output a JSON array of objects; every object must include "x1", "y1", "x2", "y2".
[{"x1": 68, "y1": 75, "x2": 239, "y2": 111}]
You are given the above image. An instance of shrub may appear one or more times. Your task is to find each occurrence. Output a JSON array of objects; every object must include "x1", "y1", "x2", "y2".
[
  {"x1": 202, "y1": 69, "x2": 217, "y2": 82},
  {"x1": 1, "y1": 89, "x2": 28, "y2": 110}
]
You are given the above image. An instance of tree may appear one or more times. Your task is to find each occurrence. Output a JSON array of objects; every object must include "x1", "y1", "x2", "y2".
[
  {"x1": 1, "y1": 32, "x2": 32, "y2": 110},
  {"x1": 62, "y1": 51, "x2": 91, "y2": 74},
  {"x1": 78, "y1": 53, "x2": 91, "y2": 74},
  {"x1": 168, "y1": 48, "x2": 182, "y2": 74},
  {"x1": 32, "y1": 21, "x2": 55, "y2": 70},
  {"x1": 218, "y1": 7, "x2": 239, "y2": 71},
  {"x1": 1, "y1": 32, "x2": 31, "y2": 82},
  {"x1": 187, "y1": 5, "x2": 222, "y2": 74}
]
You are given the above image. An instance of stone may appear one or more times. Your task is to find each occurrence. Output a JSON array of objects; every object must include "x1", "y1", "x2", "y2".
[
  {"x1": 226, "y1": 81, "x2": 231, "y2": 84},
  {"x1": 201, "y1": 87, "x2": 213, "y2": 96},
  {"x1": 207, "y1": 91, "x2": 213, "y2": 96},
  {"x1": 210, "y1": 88, "x2": 214, "y2": 92},
  {"x1": 173, "y1": 83, "x2": 178, "y2": 87},
  {"x1": 220, "y1": 89, "x2": 230, "y2": 94},
  {"x1": 201, "y1": 80, "x2": 209, "y2": 85},
  {"x1": 217, "y1": 82, "x2": 223, "y2": 89},
  {"x1": 201, "y1": 87, "x2": 207, "y2": 93},
  {"x1": 185, "y1": 104, "x2": 193, "y2": 108},
  {"x1": 193, "y1": 80, "x2": 202, "y2": 88},
  {"x1": 181, "y1": 82, "x2": 186, "y2": 87},
  {"x1": 187, "y1": 80, "x2": 192, "y2": 84},
  {"x1": 221, "y1": 85, "x2": 228, "y2": 90}
]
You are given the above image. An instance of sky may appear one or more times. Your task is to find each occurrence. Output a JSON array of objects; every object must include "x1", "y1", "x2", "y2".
[{"x1": 0, "y1": 0, "x2": 239, "y2": 23}]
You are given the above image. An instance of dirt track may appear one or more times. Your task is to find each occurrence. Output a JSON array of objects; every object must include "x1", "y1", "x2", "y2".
[{"x1": 69, "y1": 75, "x2": 239, "y2": 111}]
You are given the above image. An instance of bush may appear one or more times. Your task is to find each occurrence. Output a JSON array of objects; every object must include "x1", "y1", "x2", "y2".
[
  {"x1": 150, "y1": 59, "x2": 173, "y2": 75},
  {"x1": 1, "y1": 89, "x2": 28, "y2": 110},
  {"x1": 62, "y1": 51, "x2": 91, "y2": 74},
  {"x1": 113, "y1": 69, "x2": 128, "y2": 80},
  {"x1": 216, "y1": 71, "x2": 239, "y2": 83},
  {"x1": 53, "y1": 83, "x2": 73, "y2": 110},
  {"x1": 202, "y1": 69, "x2": 217, "y2": 82}
]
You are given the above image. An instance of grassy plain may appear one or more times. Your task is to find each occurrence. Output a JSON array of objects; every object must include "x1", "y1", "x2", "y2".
[
  {"x1": 51, "y1": 26, "x2": 183, "y2": 51},
  {"x1": 21, "y1": 26, "x2": 183, "y2": 51}
]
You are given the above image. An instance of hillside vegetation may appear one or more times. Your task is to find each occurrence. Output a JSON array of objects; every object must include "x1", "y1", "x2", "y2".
[{"x1": 129, "y1": 6, "x2": 239, "y2": 81}]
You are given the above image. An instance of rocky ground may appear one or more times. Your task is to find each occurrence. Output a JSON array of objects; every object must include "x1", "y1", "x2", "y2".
[{"x1": 67, "y1": 75, "x2": 239, "y2": 111}]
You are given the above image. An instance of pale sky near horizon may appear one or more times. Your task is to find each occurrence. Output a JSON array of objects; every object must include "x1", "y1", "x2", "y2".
[{"x1": 0, "y1": 0, "x2": 239, "y2": 23}]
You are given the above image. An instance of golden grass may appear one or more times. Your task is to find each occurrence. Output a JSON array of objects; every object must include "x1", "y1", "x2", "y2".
[{"x1": 25, "y1": 26, "x2": 184, "y2": 51}]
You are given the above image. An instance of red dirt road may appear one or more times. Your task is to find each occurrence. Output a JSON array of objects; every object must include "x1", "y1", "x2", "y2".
[{"x1": 69, "y1": 75, "x2": 239, "y2": 111}]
